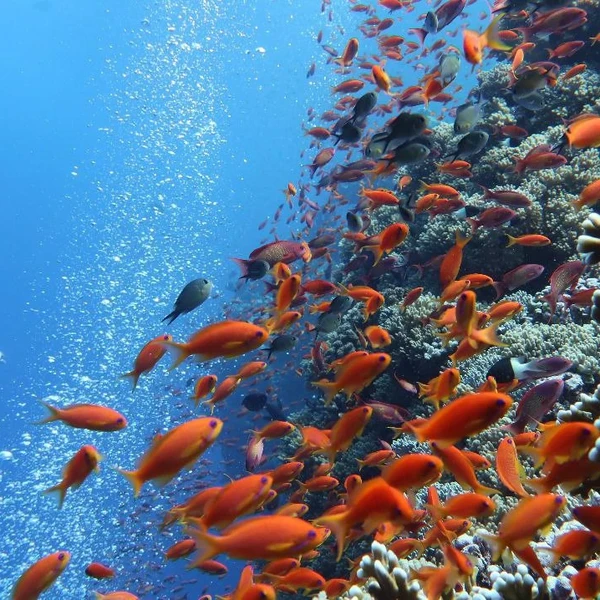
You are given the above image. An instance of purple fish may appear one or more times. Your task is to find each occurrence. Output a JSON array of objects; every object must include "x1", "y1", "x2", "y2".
[
  {"x1": 468, "y1": 207, "x2": 517, "y2": 233},
  {"x1": 493, "y1": 263, "x2": 545, "y2": 299},
  {"x1": 504, "y1": 378, "x2": 564, "y2": 434},
  {"x1": 479, "y1": 186, "x2": 531, "y2": 208},
  {"x1": 515, "y1": 356, "x2": 574, "y2": 383},
  {"x1": 543, "y1": 260, "x2": 586, "y2": 317}
]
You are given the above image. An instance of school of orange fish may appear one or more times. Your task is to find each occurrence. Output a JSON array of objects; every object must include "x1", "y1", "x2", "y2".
[{"x1": 12, "y1": 0, "x2": 600, "y2": 598}]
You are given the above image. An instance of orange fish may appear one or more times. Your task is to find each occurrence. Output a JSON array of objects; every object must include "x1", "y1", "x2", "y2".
[
  {"x1": 314, "y1": 477, "x2": 415, "y2": 560},
  {"x1": 337, "y1": 284, "x2": 385, "y2": 320},
  {"x1": 523, "y1": 421, "x2": 599, "y2": 467},
  {"x1": 439, "y1": 230, "x2": 471, "y2": 288},
  {"x1": 265, "y1": 310, "x2": 302, "y2": 333},
  {"x1": 496, "y1": 437, "x2": 530, "y2": 497},
  {"x1": 572, "y1": 178, "x2": 600, "y2": 211},
  {"x1": 118, "y1": 417, "x2": 223, "y2": 496},
  {"x1": 364, "y1": 325, "x2": 392, "y2": 348},
  {"x1": 400, "y1": 286, "x2": 423, "y2": 311},
  {"x1": 463, "y1": 14, "x2": 510, "y2": 66},
  {"x1": 541, "y1": 530, "x2": 600, "y2": 565},
  {"x1": 322, "y1": 406, "x2": 373, "y2": 463},
  {"x1": 565, "y1": 113, "x2": 600, "y2": 149},
  {"x1": 372, "y1": 65, "x2": 392, "y2": 92},
  {"x1": 192, "y1": 375, "x2": 218, "y2": 407},
  {"x1": 572, "y1": 568, "x2": 600, "y2": 600},
  {"x1": 313, "y1": 353, "x2": 391, "y2": 405},
  {"x1": 404, "y1": 392, "x2": 513, "y2": 447},
  {"x1": 121, "y1": 334, "x2": 172, "y2": 390},
  {"x1": 357, "y1": 449, "x2": 395, "y2": 469},
  {"x1": 204, "y1": 375, "x2": 241, "y2": 413},
  {"x1": 38, "y1": 401, "x2": 127, "y2": 432},
  {"x1": 428, "y1": 492, "x2": 496, "y2": 519},
  {"x1": 360, "y1": 187, "x2": 400, "y2": 209},
  {"x1": 163, "y1": 320, "x2": 269, "y2": 368},
  {"x1": 12, "y1": 552, "x2": 71, "y2": 600},
  {"x1": 272, "y1": 567, "x2": 326, "y2": 594},
  {"x1": 196, "y1": 474, "x2": 274, "y2": 529},
  {"x1": 45, "y1": 445, "x2": 102, "y2": 509},
  {"x1": 85, "y1": 563, "x2": 115, "y2": 580},
  {"x1": 482, "y1": 494, "x2": 565, "y2": 558},
  {"x1": 253, "y1": 420, "x2": 296, "y2": 441},
  {"x1": 274, "y1": 274, "x2": 302, "y2": 314},
  {"x1": 334, "y1": 37, "x2": 359, "y2": 67},
  {"x1": 381, "y1": 453, "x2": 443, "y2": 491},
  {"x1": 418, "y1": 367, "x2": 460, "y2": 410},
  {"x1": 368, "y1": 223, "x2": 409, "y2": 265},
  {"x1": 271, "y1": 262, "x2": 292, "y2": 284},
  {"x1": 188, "y1": 515, "x2": 322, "y2": 564},
  {"x1": 506, "y1": 233, "x2": 551, "y2": 247},
  {"x1": 165, "y1": 539, "x2": 197, "y2": 560},
  {"x1": 430, "y1": 442, "x2": 499, "y2": 495}
]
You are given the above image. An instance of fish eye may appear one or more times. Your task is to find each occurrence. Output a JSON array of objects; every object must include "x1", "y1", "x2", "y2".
[
  {"x1": 256, "y1": 331, "x2": 265, "y2": 337},
  {"x1": 378, "y1": 355, "x2": 386, "y2": 362},
  {"x1": 116, "y1": 418, "x2": 124, "y2": 424},
  {"x1": 209, "y1": 419, "x2": 218, "y2": 429},
  {"x1": 495, "y1": 399, "x2": 506, "y2": 407},
  {"x1": 307, "y1": 530, "x2": 317, "y2": 539},
  {"x1": 58, "y1": 553, "x2": 65, "y2": 561},
  {"x1": 260, "y1": 476, "x2": 269, "y2": 484},
  {"x1": 163, "y1": 334, "x2": 169, "y2": 340},
  {"x1": 555, "y1": 496, "x2": 564, "y2": 504},
  {"x1": 507, "y1": 438, "x2": 514, "y2": 445}
]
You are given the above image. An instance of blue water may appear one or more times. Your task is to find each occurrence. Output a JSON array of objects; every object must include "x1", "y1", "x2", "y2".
[{"x1": 0, "y1": 0, "x2": 482, "y2": 597}]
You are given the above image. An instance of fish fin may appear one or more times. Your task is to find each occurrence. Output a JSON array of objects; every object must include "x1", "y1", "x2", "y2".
[
  {"x1": 491, "y1": 281, "x2": 506, "y2": 300},
  {"x1": 473, "y1": 482, "x2": 501, "y2": 496},
  {"x1": 119, "y1": 370, "x2": 140, "y2": 391},
  {"x1": 402, "y1": 419, "x2": 428, "y2": 444},
  {"x1": 36, "y1": 401, "x2": 61, "y2": 425},
  {"x1": 477, "y1": 531, "x2": 506, "y2": 562},
  {"x1": 314, "y1": 511, "x2": 349, "y2": 562},
  {"x1": 483, "y1": 14, "x2": 512, "y2": 51},
  {"x1": 188, "y1": 527, "x2": 221, "y2": 567},
  {"x1": 369, "y1": 246, "x2": 384, "y2": 266},
  {"x1": 231, "y1": 257, "x2": 251, "y2": 278},
  {"x1": 469, "y1": 322, "x2": 507, "y2": 347},
  {"x1": 409, "y1": 28, "x2": 428, "y2": 46},
  {"x1": 161, "y1": 340, "x2": 190, "y2": 371},
  {"x1": 312, "y1": 379, "x2": 339, "y2": 405},
  {"x1": 161, "y1": 309, "x2": 179, "y2": 325},
  {"x1": 116, "y1": 468, "x2": 144, "y2": 498},
  {"x1": 506, "y1": 234, "x2": 517, "y2": 247},
  {"x1": 44, "y1": 482, "x2": 68, "y2": 509}
]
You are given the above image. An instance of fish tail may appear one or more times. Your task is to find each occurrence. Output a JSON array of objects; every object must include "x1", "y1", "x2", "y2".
[
  {"x1": 116, "y1": 468, "x2": 144, "y2": 498},
  {"x1": 466, "y1": 217, "x2": 479, "y2": 234},
  {"x1": 313, "y1": 511, "x2": 349, "y2": 562},
  {"x1": 161, "y1": 341, "x2": 190, "y2": 370},
  {"x1": 469, "y1": 322, "x2": 507, "y2": 348},
  {"x1": 408, "y1": 27, "x2": 428, "y2": 46},
  {"x1": 369, "y1": 246, "x2": 384, "y2": 266},
  {"x1": 119, "y1": 370, "x2": 140, "y2": 391},
  {"x1": 231, "y1": 257, "x2": 251, "y2": 278},
  {"x1": 473, "y1": 482, "x2": 501, "y2": 496},
  {"x1": 312, "y1": 379, "x2": 339, "y2": 405},
  {"x1": 44, "y1": 482, "x2": 68, "y2": 509},
  {"x1": 455, "y1": 229, "x2": 472, "y2": 249},
  {"x1": 36, "y1": 400, "x2": 60, "y2": 424},
  {"x1": 477, "y1": 531, "x2": 506, "y2": 562},
  {"x1": 523, "y1": 476, "x2": 550, "y2": 494},
  {"x1": 161, "y1": 309, "x2": 179, "y2": 325},
  {"x1": 188, "y1": 526, "x2": 222, "y2": 566},
  {"x1": 402, "y1": 419, "x2": 427, "y2": 444},
  {"x1": 424, "y1": 502, "x2": 445, "y2": 522},
  {"x1": 491, "y1": 281, "x2": 505, "y2": 300},
  {"x1": 506, "y1": 234, "x2": 517, "y2": 247},
  {"x1": 483, "y1": 14, "x2": 512, "y2": 51}
]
